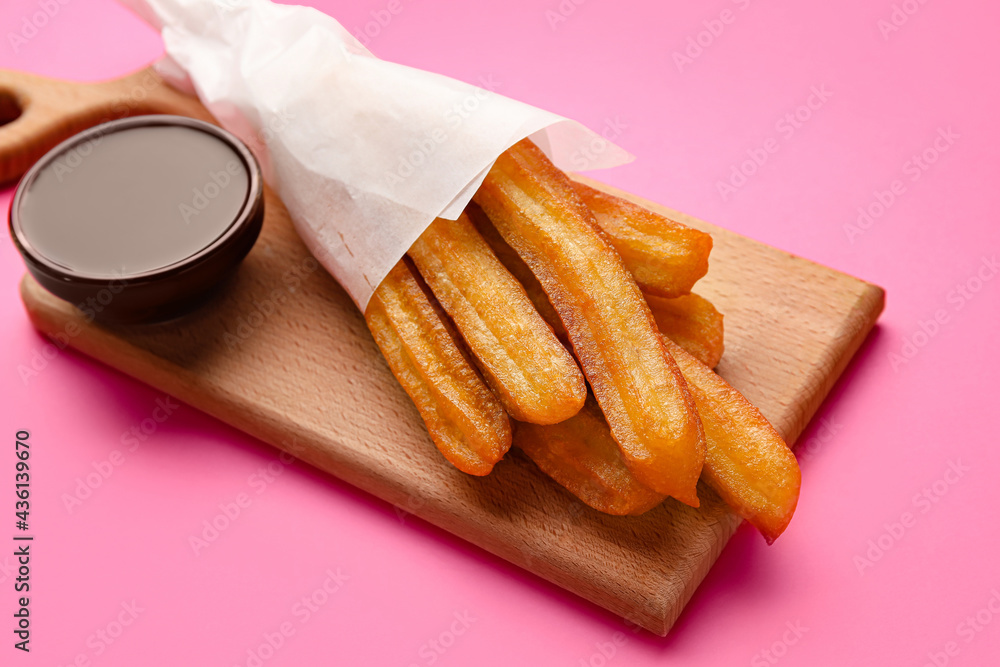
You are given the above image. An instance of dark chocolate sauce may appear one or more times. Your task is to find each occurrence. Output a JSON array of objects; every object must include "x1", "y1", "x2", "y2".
[
  {"x1": 18, "y1": 125, "x2": 249, "y2": 277},
  {"x1": 10, "y1": 115, "x2": 264, "y2": 324}
]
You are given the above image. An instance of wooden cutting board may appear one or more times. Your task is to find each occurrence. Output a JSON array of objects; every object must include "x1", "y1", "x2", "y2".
[{"x1": 2, "y1": 66, "x2": 884, "y2": 635}]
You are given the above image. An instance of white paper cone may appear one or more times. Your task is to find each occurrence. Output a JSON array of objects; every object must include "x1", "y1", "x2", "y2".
[{"x1": 119, "y1": 0, "x2": 633, "y2": 309}]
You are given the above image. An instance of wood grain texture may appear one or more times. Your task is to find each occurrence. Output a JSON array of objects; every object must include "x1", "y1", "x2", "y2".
[{"x1": 5, "y1": 66, "x2": 884, "y2": 635}]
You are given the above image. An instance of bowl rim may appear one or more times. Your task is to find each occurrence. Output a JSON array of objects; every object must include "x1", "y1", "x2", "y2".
[{"x1": 8, "y1": 114, "x2": 264, "y2": 287}]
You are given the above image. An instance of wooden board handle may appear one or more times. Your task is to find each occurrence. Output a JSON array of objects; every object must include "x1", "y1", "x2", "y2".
[{"x1": 0, "y1": 66, "x2": 213, "y2": 184}]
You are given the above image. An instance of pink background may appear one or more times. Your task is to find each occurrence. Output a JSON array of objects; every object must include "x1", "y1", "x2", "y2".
[{"x1": 3, "y1": 0, "x2": 999, "y2": 665}]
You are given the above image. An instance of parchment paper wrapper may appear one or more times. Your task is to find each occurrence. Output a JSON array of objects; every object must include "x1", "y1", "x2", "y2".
[{"x1": 120, "y1": 0, "x2": 633, "y2": 309}]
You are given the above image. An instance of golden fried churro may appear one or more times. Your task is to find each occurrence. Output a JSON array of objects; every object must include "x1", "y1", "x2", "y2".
[
  {"x1": 572, "y1": 182, "x2": 712, "y2": 298},
  {"x1": 515, "y1": 397, "x2": 666, "y2": 516},
  {"x1": 365, "y1": 260, "x2": 511, "y2": 475},
  {"x1": 474, "y1": 138, "x2": 705, "y2": 506},
  {"x1": 662, "y1": 337, "x2": 800, "y2": 542},
  {"x1": 408, "y1": 213, "x2": 586, "y2": 425},
  {"x1": 466, "y1": 203, "x2": 566, "y2": 339},
  {"x1": 646, "y1": 292, "x2": 725, "y2": 368},
  {"x1": 472, "y1": 201, "x2": 724, "y2": 367}
]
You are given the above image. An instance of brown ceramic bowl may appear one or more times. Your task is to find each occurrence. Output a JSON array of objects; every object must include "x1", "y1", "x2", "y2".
[{"x1": 9, "y1": 115, "x2": 264, "y2": 324}]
